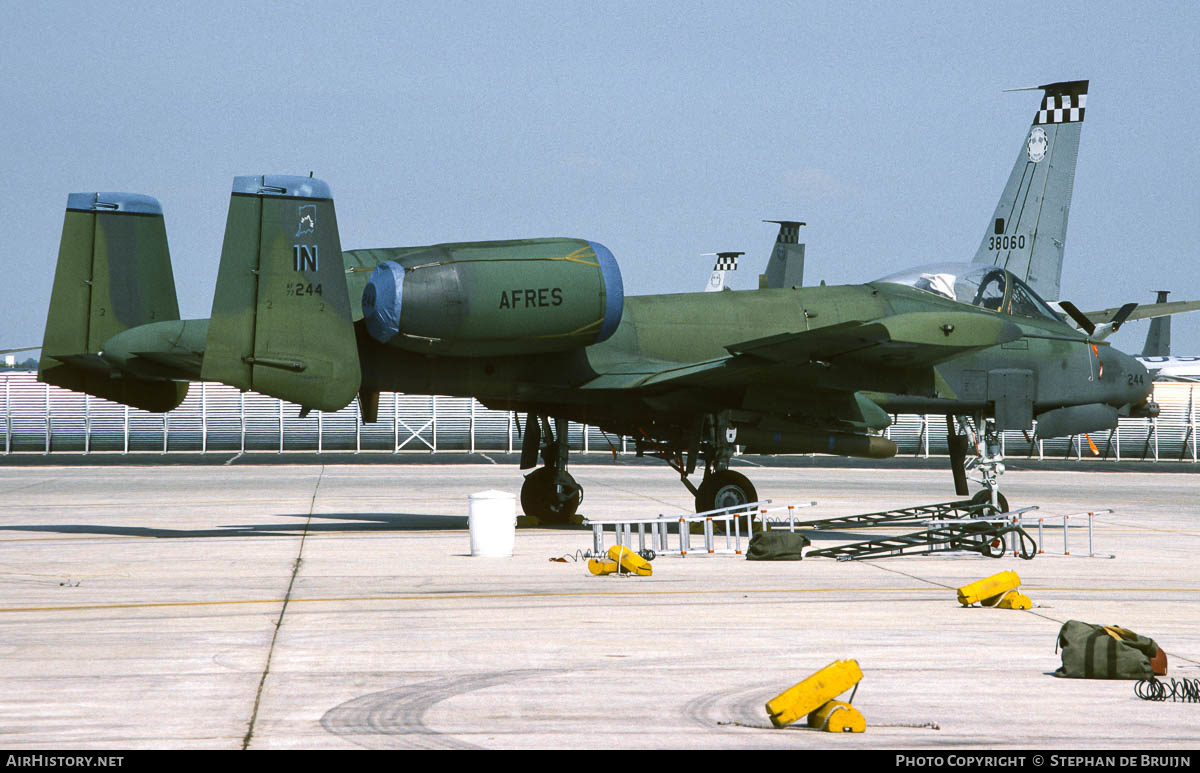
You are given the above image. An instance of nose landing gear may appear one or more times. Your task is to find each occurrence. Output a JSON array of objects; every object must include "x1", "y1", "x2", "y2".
[{"x1": 950, "y1": 415, "x2": 1010, "y2": 516}]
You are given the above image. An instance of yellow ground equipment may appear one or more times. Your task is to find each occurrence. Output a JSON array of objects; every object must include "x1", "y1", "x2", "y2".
[
  {"x1": 608, "y1": 545, "x2": 652, "y2": 576},
  {"x1": 956, "y1": 570, "x2": 1030, "y2": 609},
  {"x1": 587, "y1": 559, "x2": 619, "y2": 575},
  {"x1": 807, "y1": 701, "x2": 866, "y2": 733},
  {"x1": 996, "y1": 592, "x2": 1032, "y2": 609},
  {"x1": 765, "y1": 659, "x2": 864, "y2": 731}
]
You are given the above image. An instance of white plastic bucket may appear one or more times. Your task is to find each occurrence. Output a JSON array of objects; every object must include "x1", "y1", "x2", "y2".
[{"x1": 468, "y1": 490, "x2": 517, "y2": 557}]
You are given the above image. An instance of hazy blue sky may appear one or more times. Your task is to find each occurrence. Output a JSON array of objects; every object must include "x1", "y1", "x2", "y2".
[{"x1": 3, "y1": 2, "x2": 1198, "y2": 357}]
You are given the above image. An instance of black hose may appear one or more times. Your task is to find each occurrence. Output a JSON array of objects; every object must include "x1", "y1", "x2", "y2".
[
  {"x1": 1135, "y1": 677, "x2": 1200, "y2": 702},
  {"x1": 971, "y1": 524, "x2": 1037, "y2": 560}
]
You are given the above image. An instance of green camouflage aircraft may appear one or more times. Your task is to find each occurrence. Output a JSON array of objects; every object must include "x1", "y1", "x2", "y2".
[{"x1": 38, "y1": 80, "x2": 1167, "y2": 523}]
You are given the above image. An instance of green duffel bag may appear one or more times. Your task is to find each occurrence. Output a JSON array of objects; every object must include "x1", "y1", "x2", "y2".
[
  {"x1": 1055, "y1": 620, "x2": 1159, "y2": 680},
  {"x1": 746, "y1": 530, "x2": 811, "y2": 561}
]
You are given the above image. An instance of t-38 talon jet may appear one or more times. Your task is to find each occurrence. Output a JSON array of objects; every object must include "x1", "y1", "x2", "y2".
[{"x1": 39, "y1": 81, "x2": 1162, "y2": 523}]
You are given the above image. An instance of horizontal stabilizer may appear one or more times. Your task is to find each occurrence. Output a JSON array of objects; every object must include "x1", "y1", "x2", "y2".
[
  {"x1": 98, "y1": 318, "x2": 208, "y2": 381},
  {"x1": 50, "y1": 353, "x2": 110, "y2": 372},
  {"x1": 121, "y1": 350, "x2": 204, "y2": 381}
]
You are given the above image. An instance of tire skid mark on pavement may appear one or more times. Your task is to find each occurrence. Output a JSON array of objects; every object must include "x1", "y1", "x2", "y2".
[{"x1": 321, "y1": 669, "x2": 556, "y2": 750}]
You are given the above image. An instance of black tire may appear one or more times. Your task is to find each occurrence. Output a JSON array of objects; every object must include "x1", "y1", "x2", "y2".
[
  {"x1": 695, "y1": 469, "x2": 758, "y2": 514},
  {"x1": 520, "y1": 467, "x2": 581, "y2": 525},
  {"x1": 970, "y1": 489, "x2": 1009, "y2": 516}
]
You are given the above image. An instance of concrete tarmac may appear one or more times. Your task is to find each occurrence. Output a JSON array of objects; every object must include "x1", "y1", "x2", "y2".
[{"x1": 0, "y1": 459, "x2": 1197, "y2": 749}]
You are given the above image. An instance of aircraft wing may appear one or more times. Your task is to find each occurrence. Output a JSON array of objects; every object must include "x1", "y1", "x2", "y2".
[
  {"x1": 726, "y1": 312, "x2": 1022, "y2": 369},
  {"x1": 578, "y1": 356, "x2": 728, "y2": 390},
  {"x1": 1085, "y1": 300, "x2": 1200, "y2": 325},
  {"x1": 583, "y1": 312, "x2": 1022, "y2": 393}
]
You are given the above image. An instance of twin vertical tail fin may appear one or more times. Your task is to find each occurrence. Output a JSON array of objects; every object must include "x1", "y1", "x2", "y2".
[
  {"x1": 200, "y1": 175, "x2": 360, "y2": 412},
  {"x1": 38, "y1": 193, "x2": 188, "y2": 412},
  {"x1": 973, "y1": 80, "x2": 1089, "y2": 301}
]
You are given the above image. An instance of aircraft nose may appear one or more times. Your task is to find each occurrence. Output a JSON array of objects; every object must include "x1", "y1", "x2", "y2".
[{"x1": 1112, "y1": 349, "x2": 1152, "y2": 406}]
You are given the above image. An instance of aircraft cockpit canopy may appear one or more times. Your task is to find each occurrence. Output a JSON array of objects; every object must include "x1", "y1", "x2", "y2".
[{"x1": 875, "y1": 263, "x2": 1060, "y2": 322}]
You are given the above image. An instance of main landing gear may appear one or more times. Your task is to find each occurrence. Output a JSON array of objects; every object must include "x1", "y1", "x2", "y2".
[
  {"x1": 639, "y1": 411, "x2": 759, "y2": 514},
  {"x1": 519, "y1": 410, "x2": 760, "y2": 524},
  {"x1": 695, "y1": 469, "x2": 758, "y2": 513},
  {"x1": 519, "y1": 415, "x2": 582, "y2": 525},
  {"x1": 519, "y1": 409, "x2": 1009, "y2": 524}
]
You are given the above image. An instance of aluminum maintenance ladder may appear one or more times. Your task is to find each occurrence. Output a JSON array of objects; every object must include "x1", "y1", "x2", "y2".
[
  {"x1": 1014, "y1": 508, "x2": 1115, "y2": 558},
  {"x1": 584, "y1": 500, "x2": 818, "y2": 558}
]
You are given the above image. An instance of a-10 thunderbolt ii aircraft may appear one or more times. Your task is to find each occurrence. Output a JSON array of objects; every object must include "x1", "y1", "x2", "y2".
[{"x1": 39, "y1": 80, "x2": 1162, "y2": 523}]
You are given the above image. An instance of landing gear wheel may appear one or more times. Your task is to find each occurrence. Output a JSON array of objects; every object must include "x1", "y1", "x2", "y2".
[
  {"x1": 695, "y1": 469, "x2": 758, "y2": 514},
  {"x1": 520, "y1": 467, "x2": 581, "y2": 525},
  {"x1": 970, "y1": 489, "x2": 1009, "y2": 517}
]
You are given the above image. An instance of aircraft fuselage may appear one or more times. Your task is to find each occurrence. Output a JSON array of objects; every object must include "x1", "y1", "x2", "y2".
[{"x1": 356, "y1": 280, "x2": 1151, "y2": 440}]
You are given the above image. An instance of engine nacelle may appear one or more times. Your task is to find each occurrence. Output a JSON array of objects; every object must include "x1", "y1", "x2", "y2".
[{"x1": 362, "y1": 238, "x2": 624, "y2": 357}]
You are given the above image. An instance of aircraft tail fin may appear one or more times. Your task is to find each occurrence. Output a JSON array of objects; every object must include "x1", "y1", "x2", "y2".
[
  {"x1": 758, "y1": 220, "x2": 805, "y2": 289},
  {"x1": 38, "y1": 192, "x2": 188, "y2": 412},
  {"x1": 972, "y1": 79, "x2": 1089, "y2": 301},
  {"x1": 1142, "y1": 291, "x2": 1172, "y2": 356},
  {"x1": 200, "y1": 175, "x2": 360, "y2": 412}
]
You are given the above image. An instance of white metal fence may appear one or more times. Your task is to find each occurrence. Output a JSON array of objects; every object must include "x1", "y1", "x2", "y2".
[{"x1": 2, "y1": 371, "x2": 1196, "y2": 462}]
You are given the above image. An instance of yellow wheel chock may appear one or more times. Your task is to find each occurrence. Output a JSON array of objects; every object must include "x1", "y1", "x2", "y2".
[
  {"x1": 607, "y1": 545, "x2": 652, "y2": 576},
  {"x1": 996, "y1": 592, "x2": 1031, "y2": 609},
  {"x1": 765, "y1": 659, "x2": 864, "y2": 730},
  {"x1": 587, "y1": 559, "x2": 619, "y2": 575},
  {"x1": 588, "y1": 546, "x2": 653, "y2": 576},
  {"x1": 956, "y1": 570, "x2": 1030, "y2": 609},
  {"x1": 807, "y1": 700, "x2": 866, "y2": 733}
]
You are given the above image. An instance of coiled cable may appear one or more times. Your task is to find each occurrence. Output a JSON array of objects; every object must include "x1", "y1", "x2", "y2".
[
  {"x1": 968, "y1": 524, "x2": 1038, "y2": 560},
  {"x1": 1135, "y1": 677, "x2": 1200, "y2": 703}
]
